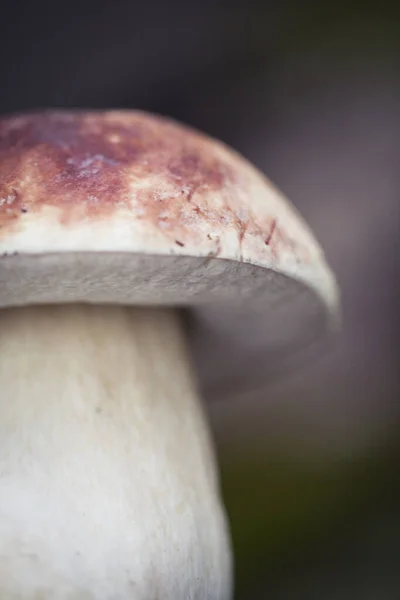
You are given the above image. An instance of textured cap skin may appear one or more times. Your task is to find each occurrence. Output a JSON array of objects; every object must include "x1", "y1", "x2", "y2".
[
  {"x1": 1, "y1": 111, "x2": 326, "y2": 273},
  {"x1": 0, "y1": 110, "x2": 339, "y2": 398}
]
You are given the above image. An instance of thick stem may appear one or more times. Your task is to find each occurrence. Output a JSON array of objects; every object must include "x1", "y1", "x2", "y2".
[{"x1": 0, "y1": 305, "x2": 232, "y2": 599}]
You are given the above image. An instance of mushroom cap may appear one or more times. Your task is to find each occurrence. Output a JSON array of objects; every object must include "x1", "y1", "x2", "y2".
[{"x1": 0, "y1": 110, "x2": 339, "y2": 400}]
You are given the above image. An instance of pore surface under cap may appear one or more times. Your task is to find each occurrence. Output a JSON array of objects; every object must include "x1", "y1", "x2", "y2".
[{"x1": 0, "y1": 110, "x2": 339, "y2": 399}]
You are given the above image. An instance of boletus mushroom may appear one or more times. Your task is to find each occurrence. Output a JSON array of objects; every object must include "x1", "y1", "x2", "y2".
[{"x1": 0, "y1": 111, "x2": 339, "y2": 599}]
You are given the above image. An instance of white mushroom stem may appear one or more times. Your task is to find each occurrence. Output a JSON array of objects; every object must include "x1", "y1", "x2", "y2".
[{"x1": 0, "y1": 305, "x2": 232, "y2": 599}]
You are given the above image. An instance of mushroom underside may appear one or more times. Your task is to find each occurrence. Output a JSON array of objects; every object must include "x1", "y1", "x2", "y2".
[{"x1": 0, "y1": 250, "x2": 335, "y2": 401}]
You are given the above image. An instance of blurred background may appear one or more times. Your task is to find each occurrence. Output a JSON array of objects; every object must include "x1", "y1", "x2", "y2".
[{"x1": 0, "y1": 1, "x2": 399, "y2": 597}]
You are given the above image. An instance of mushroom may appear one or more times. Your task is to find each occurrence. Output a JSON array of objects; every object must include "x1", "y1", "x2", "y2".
[{"x1": 0, "y1": 111, "x2": 339, "y2": 599}]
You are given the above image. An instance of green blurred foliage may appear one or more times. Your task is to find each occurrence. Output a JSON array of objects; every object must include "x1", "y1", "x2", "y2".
[
  {"x1": 280, "y1": 0, "x2": 399, "y2": 56},
  {"x1": 219, "y1": 442, "x2": 399, "y2": 599},
  {"x1": 245, "y1": 0, "x2": 399, "y2": 63}
]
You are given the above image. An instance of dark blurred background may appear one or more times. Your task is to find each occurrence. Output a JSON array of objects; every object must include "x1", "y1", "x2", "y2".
[{"x1": 1, "y1": 1, "x2": 399, "y2": 598}]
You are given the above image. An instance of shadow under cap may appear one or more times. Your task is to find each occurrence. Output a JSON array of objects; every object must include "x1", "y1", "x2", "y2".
[{"x1": 0, "y1": 110, "x2": 339, "y2": 401}]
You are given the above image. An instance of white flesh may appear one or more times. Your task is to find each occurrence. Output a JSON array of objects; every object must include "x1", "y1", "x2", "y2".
[{"x1": 0, "y1": 305, "x2": 232, "y2": 599}]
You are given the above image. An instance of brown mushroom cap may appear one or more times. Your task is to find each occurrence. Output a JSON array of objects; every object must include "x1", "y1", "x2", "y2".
[{"x1": 0, "y1": 110, "x2": 339, "y2": 399}]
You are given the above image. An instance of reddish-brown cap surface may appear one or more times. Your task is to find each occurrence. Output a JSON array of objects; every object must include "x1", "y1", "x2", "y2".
[{"x1": 0, "y1": 110, "x2": 339, "y2": 399}]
